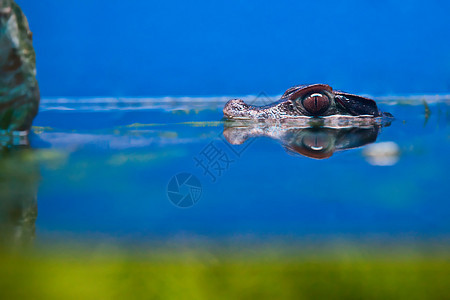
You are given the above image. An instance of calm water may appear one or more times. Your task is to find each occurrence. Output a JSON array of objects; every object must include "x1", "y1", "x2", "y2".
[{"x1": 1, "y1": 95, "x2": 449, "y2": 247}]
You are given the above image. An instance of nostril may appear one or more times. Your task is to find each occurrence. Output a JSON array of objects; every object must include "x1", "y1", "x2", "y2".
[
  {"x1": 227, "y1": 99, "x2": 246, "y2": 109},
  {"x1": 224, "y1": 99, "x2": 242, "y2": 116},
  {"x1": 223, "y1": 99, "x2": 250, "y2": 118},
  {"x1": 231, "y1": 99, "x2": 245, "y2": 107}
]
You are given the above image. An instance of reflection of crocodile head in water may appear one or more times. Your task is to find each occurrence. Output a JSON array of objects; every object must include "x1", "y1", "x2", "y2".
[
  {"x1": 223, "y1": 123, "x2": 390, "y2": 159},
  {"x1": 224, "y1": 84, "x2": 392, "y2": 120}
]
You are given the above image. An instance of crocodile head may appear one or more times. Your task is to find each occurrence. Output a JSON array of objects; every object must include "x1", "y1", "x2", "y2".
[{"x1": 224, "y1": 84, "x2": 388, "y2": 120}]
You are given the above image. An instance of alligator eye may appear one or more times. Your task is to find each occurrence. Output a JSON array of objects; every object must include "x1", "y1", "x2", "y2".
[{"x1": 302, "y1": 93, "x2": 330, "y2": 115}]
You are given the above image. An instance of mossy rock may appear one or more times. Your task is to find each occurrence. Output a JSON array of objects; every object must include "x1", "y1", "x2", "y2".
[{"x1": 0, "y1": 0, "x2": 39, "y2": 132}]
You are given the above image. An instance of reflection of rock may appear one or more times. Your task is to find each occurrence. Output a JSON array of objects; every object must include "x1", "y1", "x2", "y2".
[
  {"x1": 363, "y1": 142, "x2": 400, "y2": 166},
  {"x1": 0, "y1": 141, "x2": 40, "y2": 248},
  {"x1": 223, "y1": 123, "x2": 388, "y2": 159},
  {"x1": 0, "y1": 0, "x2": 39, "y2": 132}
]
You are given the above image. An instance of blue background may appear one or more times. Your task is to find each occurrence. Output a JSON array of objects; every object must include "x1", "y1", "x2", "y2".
[{"x1": 17, "y1": 0, "x2": 450, "y2": 97}]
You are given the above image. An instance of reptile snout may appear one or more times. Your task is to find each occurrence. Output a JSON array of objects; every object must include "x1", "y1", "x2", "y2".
[{"x1": 223, "y1": 99, "x2": 250, "y2": 119}]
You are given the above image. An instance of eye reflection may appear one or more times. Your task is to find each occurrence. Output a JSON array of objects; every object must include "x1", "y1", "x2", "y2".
[
  {"x1": 223, "y1": 123, "x2": 386, "y2": 160},
  {"x1": 300, "y1": 130, "x2": 332, "y2": 151}
]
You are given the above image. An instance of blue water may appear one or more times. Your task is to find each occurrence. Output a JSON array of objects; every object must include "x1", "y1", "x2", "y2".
[
  {"x1": 10, "y1": 96, "x2": 445, "y2": 244},
  {"x1": 17, "y1": 0, "x2": 450, "y2": 97}
]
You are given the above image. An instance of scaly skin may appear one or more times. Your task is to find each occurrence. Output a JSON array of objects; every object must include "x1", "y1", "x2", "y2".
[
  {"x1": 0, "y1": 0, "x2": 39, "y2": 132},
  {"x1": 223, "y1": 84, "x2": 390, "y2": 120}
]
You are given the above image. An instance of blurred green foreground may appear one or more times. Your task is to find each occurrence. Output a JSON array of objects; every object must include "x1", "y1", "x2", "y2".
[{"x1": 1, "y1": 244, "x2": 449, "y2": 300}]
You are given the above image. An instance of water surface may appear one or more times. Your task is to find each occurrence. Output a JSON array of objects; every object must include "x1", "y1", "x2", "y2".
[{"x1": 2, "y1": 95, "x2": 448, "y2": 245}]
